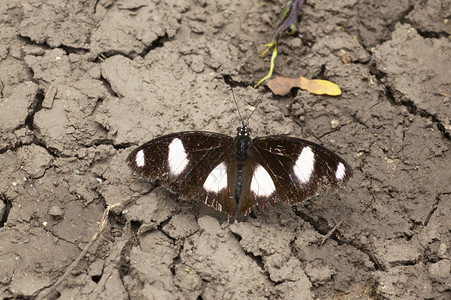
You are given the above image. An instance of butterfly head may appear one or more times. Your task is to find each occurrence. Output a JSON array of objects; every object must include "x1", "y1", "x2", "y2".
[{"x1": 236, "y1": 125, "x2": 252, "y2": 137}]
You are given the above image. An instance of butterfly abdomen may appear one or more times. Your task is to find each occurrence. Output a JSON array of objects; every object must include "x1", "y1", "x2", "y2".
[{"x1": 232, "y1": 135, "x2": 254, "y2": 215}]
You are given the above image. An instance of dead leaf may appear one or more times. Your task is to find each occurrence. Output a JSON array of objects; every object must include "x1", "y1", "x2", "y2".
[
  {"x1": 42, "y1": 84, "x2": 57, "y2": 109},
  {"x1": 299, "y1": 75, "x2": 341, "y2": 96},
  {"x1": 267, "y1": 76, "x2": 299, "y2": 96},
  {"x1": 267, "y1": 75, "x2": 342, "y2": 96}
]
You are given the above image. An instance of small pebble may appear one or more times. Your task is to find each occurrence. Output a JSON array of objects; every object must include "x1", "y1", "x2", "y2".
[
  {"x1": 49, "y1": 205, "x2": 64, "y2": 218},
  {"x1": 330, "y1": 119, "x2": 340, "y2": 129}
]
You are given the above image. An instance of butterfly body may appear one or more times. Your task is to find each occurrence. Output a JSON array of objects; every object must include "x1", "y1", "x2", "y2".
[{"x1": 127, "y1": 124, "x2": 353, "y2": 217}]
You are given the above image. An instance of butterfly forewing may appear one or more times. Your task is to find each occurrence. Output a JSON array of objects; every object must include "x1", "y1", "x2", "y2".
[
  {"x1": 250, "y1": 136, "x2": 353, "y2": 206},
  {"x1": 127, "y1": 132, "x2": 233, "y2": 200}
]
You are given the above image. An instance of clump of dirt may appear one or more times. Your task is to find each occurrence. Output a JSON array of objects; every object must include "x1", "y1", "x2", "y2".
[{"x1": 0, "y1": 0, "x2": 449, "y2": 299}]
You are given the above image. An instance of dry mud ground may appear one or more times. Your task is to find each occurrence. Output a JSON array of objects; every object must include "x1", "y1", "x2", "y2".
[{"x1": 0, "y1": 0, "x2": 450, "y2": 299}]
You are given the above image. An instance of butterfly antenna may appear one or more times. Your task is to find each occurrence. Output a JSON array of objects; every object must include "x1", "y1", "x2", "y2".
[
  {"x1": 230, "y1": 86, "x2": 246, "y2": 127},
  {"x1": 245, "y1": 92, "x2": 264, "y2": 126}
]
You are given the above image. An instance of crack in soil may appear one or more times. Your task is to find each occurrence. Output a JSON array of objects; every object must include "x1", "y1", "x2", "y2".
[
  {"x1": 296, "y1": 209, "x2": 385, "y2": 272},
  {"x1": 371, "y1": 72, "x2": 450, "y2": 140},
  {"x1": 223, "y1": 74, "x2": 253, "y2": 88},
  {"x1": 424, "y1": 192, "x2": 448, "y2": 226},
  {"x1": 230, "y1": 230, "x2": 268, "y2": 275},
  {"x1": 0, "y1": 193, "x2": 12, "y2": 228},
  {"x1": 43, "y1": 227, "x2": 79, "y2": 247},
  {"x1": 98, "y1": 73, "x2": 118, "y2": 98},
  {"x1": 19, "y1": 34, "x2": 90, "y2": 54},
  {"x1": 0, "y1": 88, "x2": 45, "y2": 155},
  {"x1": 386, "y1": 85, "x2": 450, "y2": 139},
  {"x1": 415, "y1": 28, "x2": 451, "y2": 39},
  {"x1": 139, "y1": 33, "x2": 171, "y2": 58},
  {"x1": 344, "y1": 239, "x2": 385, "y2": 272}
]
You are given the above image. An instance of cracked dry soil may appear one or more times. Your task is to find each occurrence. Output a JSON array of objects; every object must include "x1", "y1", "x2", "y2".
[{"x1": 0, "y1": 0, "x2": 450, "y2": 299}]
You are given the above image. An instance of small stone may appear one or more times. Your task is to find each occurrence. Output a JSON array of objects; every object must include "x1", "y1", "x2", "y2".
[
  {"x1": 330, "y1": 119, "x2": 340, "y2": 128},
  {"x1": 190, "y1": 55, "x2": 204, "y2": 73},
  {"x1": 48, "y1": 206, "x2": 64, "y2": 218}
]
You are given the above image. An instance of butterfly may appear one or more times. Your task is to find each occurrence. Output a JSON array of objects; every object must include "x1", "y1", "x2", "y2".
[{"x1": 126, "y1": 104, "x2": 353, "y2": 217}]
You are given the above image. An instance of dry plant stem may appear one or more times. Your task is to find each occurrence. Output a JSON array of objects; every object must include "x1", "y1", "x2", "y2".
[
  {"x1": 320, "y1": 220, "x2": 343, "y2": 246},
  {"x1": 90, "y1": 230, "x2": 129, "y2": 297},
  {"x1": 36, "y1": 203, "x2": 123, "y2": 300}
]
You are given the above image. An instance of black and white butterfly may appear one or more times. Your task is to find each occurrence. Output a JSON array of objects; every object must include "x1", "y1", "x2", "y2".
[{"x1": 127, "y1": 99, "x2": 352, "y2": 217}]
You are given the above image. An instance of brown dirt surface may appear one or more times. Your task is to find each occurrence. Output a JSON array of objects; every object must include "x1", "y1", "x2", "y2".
[{"x1": 1, "y1": 0, "x2": 450, "y2": 299}]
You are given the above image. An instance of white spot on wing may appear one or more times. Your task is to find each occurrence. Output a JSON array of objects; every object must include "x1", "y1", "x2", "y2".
[
  {"x1": 203, "y1": 162, "x2": 227, "y2": 193},
  {"x1": 135, "y1": 149, "x2": 145, "y2": 167},
  {"x1": 251, "y1": 165, "x2": 276, "y2": 197},
  {"x1": 293, "y1": 146, "x2": 315, "y2": 184},
  {"x1": 168, "y1": 138, "x2": 188, "y2": 176},
  {"x1": 335, "y1": 162, "x2": 346, "y2": 180}
]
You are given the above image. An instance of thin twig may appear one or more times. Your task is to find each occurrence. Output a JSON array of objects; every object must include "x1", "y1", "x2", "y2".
[
  {"x1": 36, "y1": 203, "x2": 122, "y2": 300},
  {"x1": 320, "y1": 220, "x2": 343, "y2": 246}
]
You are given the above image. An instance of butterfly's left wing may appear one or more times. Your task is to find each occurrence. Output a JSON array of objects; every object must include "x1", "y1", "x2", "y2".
[
  {"x1": 249, "y1": 136, "x2": 353, "y2": 211},
  {"x1": 127, "y1": 132, "x2": 233, "y2": 200}
]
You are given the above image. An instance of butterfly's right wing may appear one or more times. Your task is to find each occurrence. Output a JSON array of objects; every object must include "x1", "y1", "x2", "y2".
[{"x1": 250, "y1": 136, "x2": 353, "y2": 211}]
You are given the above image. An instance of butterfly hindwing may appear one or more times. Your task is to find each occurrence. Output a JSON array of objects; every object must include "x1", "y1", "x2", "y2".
[
  {"x1": 250, "y1": 136, "x2": 353, "y2": 206},
  {"x1": 197, "y1": 152, "x2": 237, "y2": 216},
  {"x1": 240, "y1": 161, "x2": 279, "y2": 215},
  {"x1": 127, "y1": 132, "x2": 233, "y2": 199}
]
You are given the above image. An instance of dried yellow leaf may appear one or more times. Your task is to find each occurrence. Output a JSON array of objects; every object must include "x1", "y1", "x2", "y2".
[{"x1": 299, "y1": 76, "x2": 342, "y2": 96}]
